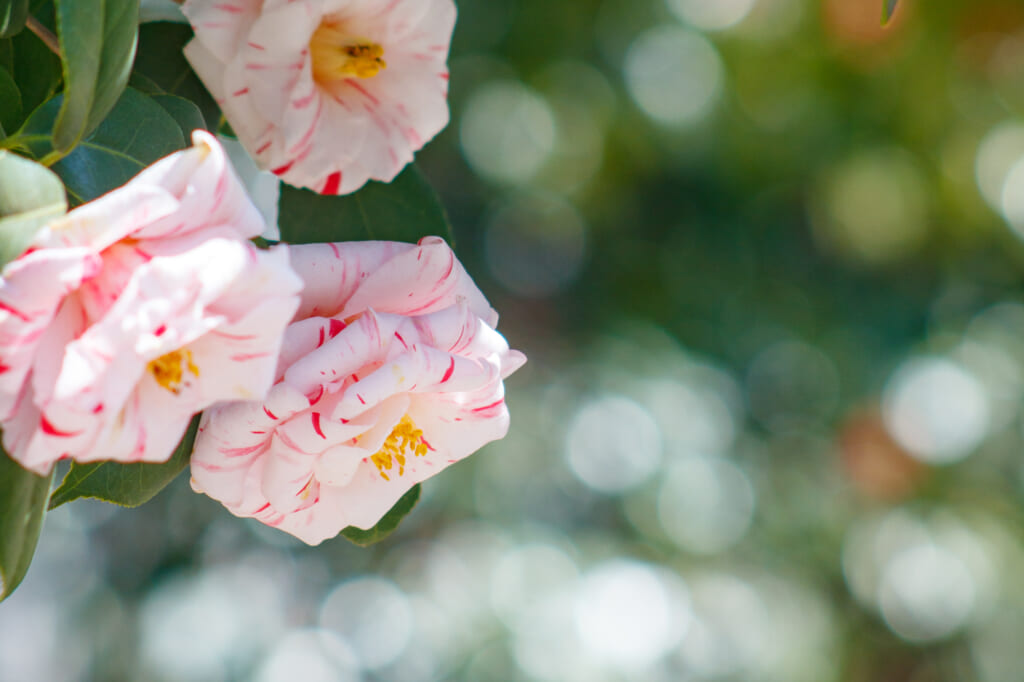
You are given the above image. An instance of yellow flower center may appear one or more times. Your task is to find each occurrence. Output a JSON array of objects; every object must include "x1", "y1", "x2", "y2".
[
  {"x1": 310, "y1": 23, "x2": 387, "y2": 84},
  {"x1": 370, "y1": 415, "x2": 428, "y2": 481},
  {"x1": 148, "y1": 349, "x2": 199, "y2": 394}
]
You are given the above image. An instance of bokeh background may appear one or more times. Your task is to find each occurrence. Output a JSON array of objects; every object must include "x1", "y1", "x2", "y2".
[{"x1": 7, "y1": 0, "x2": 1024, "y2": 679}]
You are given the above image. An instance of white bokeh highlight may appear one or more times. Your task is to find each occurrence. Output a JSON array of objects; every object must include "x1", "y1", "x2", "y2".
[
  {"x1": 624, "y1": 26, "x2": 723, "y2": 126},
  {"x1": 319, "y1": 577, "x2": 414, "y2": 671},
  {"x1": 882, "y1": 356, "x2": 991, "y2": 464},
  {"x1": 878, "y1": 544, "x2": 976, "y2": 642},
  {"x1": 253, "y1": 629, "x2": 361, "y2": 682},
  {"x1": 566, "y1": 395, "x2": 663, "y2": 493},
  {"x1": 574, "y1": 560, "x2": 691, "y2": 672},
  {"x1": 666, "y1": 0, "x2": 758, "y2": 31},
  {"x1": 460, "y1": 81, "x2": 557, "y2": 184},
  {"x1": 976, "y1": 122, "x2": 1024, "y2": 213},
  {"x1": 658, "y1": 457, "x2": 755, "y2": 554},
  {"x1": 484, "y1": 193, "x2": 587, "y2": 297},
  {"x1": 140, "y1": 562, "x2": 287, "y2": 681}
]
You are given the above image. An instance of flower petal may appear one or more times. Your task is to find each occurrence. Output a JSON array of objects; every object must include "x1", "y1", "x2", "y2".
[{"x1": 340, "y1": 237, "x2": 497, "y2": 324}]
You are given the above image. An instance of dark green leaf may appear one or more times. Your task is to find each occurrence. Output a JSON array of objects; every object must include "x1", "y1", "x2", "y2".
[
  {"x1": 0, "y1": 447, "x2": 53, "y2": 601},
  {"x1": 51, "y1": 0, "x2": 139, "y2": 158},
  {"x1": 49, "y1": 415, "x2": 200, "y2": 509},
  {"x1": 134, "y1": 22, "x2": 219, "y2": 129},
  {"x1": 0, "y1": 0, "x2": 28, "y2": 38},
  {"x1": 882, "y1": 0, "x2": 900, "y2": 24},
  {"x1": 0, "y1": 149, "x2": 66, "y2": 266},
  {"x1": 0, "y1": 64, "x2": 22, "y2": 136},
  {"x1": 16, "y1": 88, "x2": 185, "y2": 203},
  {"x1": 10, "y1": 29, "x2": 59, "y2": 114},
  {"x1": 339, "y1": 484, "x2": 421, "y2": 546},
  {"x1": 151, "y1": 94, "x2": 207, "y2": 140},
  {"x1": 279, "y1": 165, "x2": 454, "y2": 245},
  {"x1": 216, "y1": 118, "x2": 234, "y2": 138},
  {"x1": 0, "y1": 38, "x2": 13, "y2": 74},
  {"x1": 127, "y1": 70, "x2": 162, "y2": 95}
]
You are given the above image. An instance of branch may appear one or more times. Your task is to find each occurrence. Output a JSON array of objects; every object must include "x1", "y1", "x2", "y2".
[{"x1": 25, "y1": 16, "x2": 59, "y2": 56}]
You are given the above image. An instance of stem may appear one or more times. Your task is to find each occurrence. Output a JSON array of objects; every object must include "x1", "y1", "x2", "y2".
[{"x1": 25, "y1": 16, "x2": 59, "y2": 56}]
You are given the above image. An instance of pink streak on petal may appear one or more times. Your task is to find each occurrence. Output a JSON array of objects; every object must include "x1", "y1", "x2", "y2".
[
  {"x1": 472, "y1": 399, "x2": 506, "y2": 413},
  {"x1": 322, "y1": 172, "x2": 342, "y2": 195},
  {"x1": 40, "y1": 416, "x2": 81, "y2": 438},
  {"x1": 230, "y1": 352, "x2": 271, "y2": 361},
  {"x1": 219, "y1": 442, "x2": 267, "y2": 457},
  {"x1": 440, "y1": 357, "x2": 455, "y2": 383},
  {"x1": 346, "y1": 80, "x2": 380, "y2": 107}
]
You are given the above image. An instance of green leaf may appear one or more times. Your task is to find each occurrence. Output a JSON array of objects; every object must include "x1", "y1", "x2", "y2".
[
  {"x1": 134, "y1": 23, "x2": 219, "y2": 129},
  {"x1": 51, "y1": 0, "x2": 139, "y2": 159},
  {"x1": 10, "y1": 29, "x2": 59, "y2": 115},
  {"x1": 16, "y1": 88, "x2": 185, "y2": 203},
  {"x1": 882, "y1": 0, "x2": 899, "y2": 24},
  {"x1": 127, "y1": 70, "x2": 162, "y2": 95},
  {"x1": 151, "y1": 94, "x2": 207, "y2": 140},
  {"x1": 0, "y1": 149, "x2": 66, "y2": 266},
  {"x1": 0, "y1": 38, "x2": 13, "y2": 74},
  {"x1": 278, "y1": 165, "x2": 454, "y2": 245},
  {"x1": 339, "y1": 484, "x2": 421, "y2": 546},
  {"x1": 0, "y1": 447, "x2": 53, "y2": 601},
  {"x1": 0, "y1": 0, "x2": 28, "y2": 39},
  {"x1": 0, "y1": 64, "x2": 22, "y2": 136},
  {"x1": 48, "y1": 415, "x2": 200, "y2": 509}
]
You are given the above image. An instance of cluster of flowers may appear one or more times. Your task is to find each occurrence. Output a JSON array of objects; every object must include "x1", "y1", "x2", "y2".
[{"x1": 0, "y1": 0, "x2": 524, "y2": 545}]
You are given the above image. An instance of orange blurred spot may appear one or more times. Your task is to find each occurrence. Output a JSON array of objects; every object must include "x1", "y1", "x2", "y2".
[{"x1": 839, "y1": 407, "x2": 924, "y2": 500}]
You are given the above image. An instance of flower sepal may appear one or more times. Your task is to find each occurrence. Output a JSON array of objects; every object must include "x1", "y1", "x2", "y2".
[{"x1": 338, "y1": 483, "x2": 421, "y2": 547}]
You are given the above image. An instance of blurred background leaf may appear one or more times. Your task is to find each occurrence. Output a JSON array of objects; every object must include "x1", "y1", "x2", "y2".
[{"x1": 7, "y1": 1, "x2": 1024, "y2": 680}]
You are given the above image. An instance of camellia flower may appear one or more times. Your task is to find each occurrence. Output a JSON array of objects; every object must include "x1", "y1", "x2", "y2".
[
  {"x1": 190, "y1": 237, "x2": 525, "y2": 544},
  {"x1": 0, "y1": 131, "x2": 303, "y2": 475},
  {"x1": 182, "y1": 0, "x2": 456, "y2": 195}
]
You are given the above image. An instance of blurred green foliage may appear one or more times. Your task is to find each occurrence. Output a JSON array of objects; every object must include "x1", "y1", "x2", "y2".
[{"x1": 8, "y1": 1, "x2": 1024, "y2": 681}]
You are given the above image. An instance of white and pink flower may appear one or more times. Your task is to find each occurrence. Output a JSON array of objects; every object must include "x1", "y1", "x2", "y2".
[
  {"x1": 0, "y1": 131, "x2": 303, "y2": 475},
  {"x1": 182, "y1": 0, "x2": 455, "y2": 195},
  {"x1": 190, "y1": 237, "x2": 525, "y2": 545}
]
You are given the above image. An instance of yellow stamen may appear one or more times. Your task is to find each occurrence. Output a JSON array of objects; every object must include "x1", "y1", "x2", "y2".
[
  {"x1": 148, "y1": 349, "x2": 199, "y2": 394},
  {"x1": 310, "y1": 23, "x2": 386, "y2": 84},
  {"x1": 369, "y1": 415, "x2": 427, "y2": 481}
]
